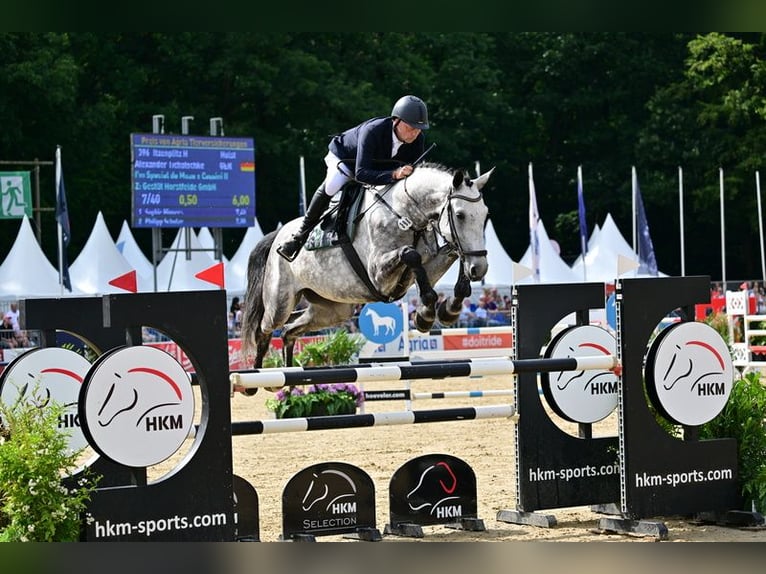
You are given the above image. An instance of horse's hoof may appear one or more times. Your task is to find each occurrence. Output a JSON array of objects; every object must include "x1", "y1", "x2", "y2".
[
  {"x1": 415, "y1": 314, "x2": 435, "y2": 333},
  {"x1": 240, "y1": 388, "x2": 259, "y2": 397},
  {"x1": 437, "y1": 304, "x2": 459, "y2": 325}
]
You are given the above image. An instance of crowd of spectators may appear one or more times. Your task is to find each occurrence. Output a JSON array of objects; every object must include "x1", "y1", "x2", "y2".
[
  {"x1": 406, "y1": 287, "x2": 511, "y2": 330},
  {"x1": 455, "y1": 287, "x2": 511, "y2": 328}
]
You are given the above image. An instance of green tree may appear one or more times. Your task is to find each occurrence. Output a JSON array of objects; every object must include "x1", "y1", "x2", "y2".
[{"x1": 638, "y1": 32, "x2": 766, "y2": 278}]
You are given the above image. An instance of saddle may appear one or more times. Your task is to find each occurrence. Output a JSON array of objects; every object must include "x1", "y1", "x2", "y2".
[{"x1": 305, "y1": 182, "x2": 365, "y2": 251}]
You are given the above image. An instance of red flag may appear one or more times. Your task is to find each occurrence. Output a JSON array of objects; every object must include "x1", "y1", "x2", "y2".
[
  {"x1": 196, "y1": 262, "x2": 225, "y2": 288},
  {"x1": 108, "y1": 270, "x2": 138, "y2": 293}
]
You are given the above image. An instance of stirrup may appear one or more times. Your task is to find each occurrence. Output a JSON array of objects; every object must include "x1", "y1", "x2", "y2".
[{"x1": 276, "y1": 241, "x2": 301, "y2": 262}]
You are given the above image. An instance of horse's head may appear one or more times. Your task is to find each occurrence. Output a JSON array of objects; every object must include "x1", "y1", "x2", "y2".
[{"x1": 438, "y1": 167, "x2": 493, "y2": 282}]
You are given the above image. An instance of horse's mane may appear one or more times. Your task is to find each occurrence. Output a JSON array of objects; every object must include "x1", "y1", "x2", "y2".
[{"x1": 416, "y1": 161, "x2": 459, "y2": 175}]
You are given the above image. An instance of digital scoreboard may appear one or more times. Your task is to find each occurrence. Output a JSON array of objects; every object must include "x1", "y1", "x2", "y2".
[{"x1": 130, "y1": 133, "x2": 255, "y2": 228}]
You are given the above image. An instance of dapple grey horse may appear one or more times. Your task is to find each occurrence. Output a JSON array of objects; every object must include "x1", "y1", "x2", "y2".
[{"x1": 241, "y1": 163, "x2": 494, "y2": 372}]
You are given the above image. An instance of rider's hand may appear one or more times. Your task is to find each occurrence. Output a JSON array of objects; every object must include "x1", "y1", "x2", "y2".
[{"x1": 394, "y1": 165, "x2": 414, "y2": 180}]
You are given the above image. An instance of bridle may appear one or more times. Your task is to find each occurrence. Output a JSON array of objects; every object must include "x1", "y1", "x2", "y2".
[
  {"x1": 396, "y1": 177, "x2": 488, "y2": 262},
  {"x1": 438, "y1": 185, "x2": 488, "y2": 260}
]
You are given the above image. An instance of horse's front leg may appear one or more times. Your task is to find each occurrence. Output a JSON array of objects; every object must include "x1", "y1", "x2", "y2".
[
  {"x1": 437, "y1": 269, "x2": 472, "y2": 326},
  {"x1": 399, "y1": 246, "x2": 437, "y2": 332}
]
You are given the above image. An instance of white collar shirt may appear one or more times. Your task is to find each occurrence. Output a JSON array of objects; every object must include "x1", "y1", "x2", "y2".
[{"x1": 392, "y1": 126, "x2": 405, "y2": 157}]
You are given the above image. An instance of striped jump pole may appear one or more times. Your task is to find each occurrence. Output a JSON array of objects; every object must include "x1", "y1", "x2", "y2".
[
  {"x1": 203, "y1": 404, "x2": 516, "y2": 436},
  {"x1": 197, "y1": 357, "x2": 482, "y2": 388},
  {"x1": 229, "y1": 355, "x2": 620, "y2": 393}
]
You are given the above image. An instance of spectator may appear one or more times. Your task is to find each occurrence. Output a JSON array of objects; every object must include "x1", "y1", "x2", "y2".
[
  {"x1": 3, "y1": 304, "x2": 29, "y2": 347},
  {"x1": 474, "y1": 296, "x2": 489, "y2": 327},
  {"x1": 756, "y1": 282, "x2": 766, "y2": 314},
  {"x1": 228, "y1": 297, "x2": 243, "y2": 337},
  {"x1": 1, "y1": 314, "x2": 17, "y2": 348},
  {"x1": 5, "y1": 302, "x2": 20, "y2": 331},
  {"x1": 458, "y1": 298, "x2": 476, "y2": 328}
]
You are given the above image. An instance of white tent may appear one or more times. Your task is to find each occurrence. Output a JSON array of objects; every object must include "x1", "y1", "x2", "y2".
[
  {"x1": 0, "y1": 217, "x2": 82, "y2": 298},
  {"x1": 570, "y1": 213, "x2": 667, "y2": 281},
  {"x1": 116, "y1": 220, "x2": 154, "y2": 290},
  {"x1": 197, "y1": 227, "x2": 228, "y2": 263},
  {"x1": 593, "y1": 213, "x2": 635, "y2": 260},
  {"x1": 518, "y1": 219, "x2": 582, "y2": 284},
  {"x1": 70, "y1": 212, "x2": 137, "y2": 294},
  {"x1": 155, "y1": 228, "x2": 218, "y2": 292},
  {"x1": 224, "y1": 219, "x2": 265, "y2": 296},
  {"x1": 436, "y1": 218, "x2": 515, "y2": 289}
]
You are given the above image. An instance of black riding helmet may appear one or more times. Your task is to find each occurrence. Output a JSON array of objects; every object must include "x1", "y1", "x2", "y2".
[{"x1": 391, "y1": 95, "x2": 429, "y2": 130}]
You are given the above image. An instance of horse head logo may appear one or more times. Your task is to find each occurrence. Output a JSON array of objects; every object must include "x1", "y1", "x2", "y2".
[
  {"x1": 660, "y1": 340, "x2": 725, "y2": 392},
  {"x1": 543, "y1": 325, "x2": 618, "y2": 424},
  {"x1": 97, "y1": 367, "x2": 183, "y2": 429},
  {"x1": 301, "y1": 469, "x2": 357, "y2": 512},
  {"x1": 648, "y1": 322, "x2": 734, "y2": 427},
  {"x1": 406, "y1": 461, "x2": 460, "y2": 514},
  {"x1": 553, "y1": 341, "x2": 615, "y2": 392}
]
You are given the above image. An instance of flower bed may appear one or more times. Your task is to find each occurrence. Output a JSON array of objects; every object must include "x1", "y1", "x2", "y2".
[{"x1": 265, "y1": 383, "x2": 364, "y2": 419}]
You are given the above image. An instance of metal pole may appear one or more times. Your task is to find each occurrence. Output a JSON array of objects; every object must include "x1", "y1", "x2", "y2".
[
  {"x1": 150, "y1": 115, "x2": 165, "y2": 291},
  {"x1": 720, "y1": 167, "x2": 726, "y2": 288},
  {"x1": 210, "y1": 117, "x2": 224, "y2": 261},
  {"x1": 679, "y1": 166, "x2": 685, "y2": 276},
  {"x1": 631, "y1": 166, "x2": 637, "y2": 277},
  {"x1": 34, "y1": 160, "x2": 41, "y2": 244},
  {"x1": 757, "y1": 171, "x2": 765, "y2": 284}
]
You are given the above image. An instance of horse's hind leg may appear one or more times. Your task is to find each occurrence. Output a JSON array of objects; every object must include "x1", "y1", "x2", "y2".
[
  {"x1": 238, "y1": 331, "x2": 273, "y2": 396},
  {"x1": 254, "y1": 333, "x2": 271, "y2": 369},
  {"x1": 281, "y1": 298, "x2": 356, "y2": 364}
]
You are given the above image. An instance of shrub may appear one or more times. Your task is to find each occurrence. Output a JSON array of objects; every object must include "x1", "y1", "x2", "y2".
[
  {"x1": 0, "y1": 386, "x2": 99, "y2": 541},
  {"x1": 294, "y1": 329, "x2": 366, "y2": 367},
  {"x1": 263, "y1": 328, "x2": 366, "y2": 368},
  {"x1": 699, "y1": 371, "x2": 766, "y2": 513}
]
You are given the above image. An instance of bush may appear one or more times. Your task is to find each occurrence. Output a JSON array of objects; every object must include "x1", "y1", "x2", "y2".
[
  {"x1": 265, "y1": 383, "x2": 363, "y2": 418},
  {"x1": 0, "y1": 386, "x2": 99, "y2": 541},
  {"x1": 294, "y1": 329, "x2": 366, "y2": 367},
  {"x1": 264, "y1": 328, "x2": 366, "y2": 368},
  {"x1": 699, "y1": 371, "x2": 766, "y2": 513}
]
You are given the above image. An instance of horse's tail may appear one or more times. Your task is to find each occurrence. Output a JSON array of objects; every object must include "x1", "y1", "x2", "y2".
[{"x1": 241, "y1": 229, "x2": 278, "y2": 357}]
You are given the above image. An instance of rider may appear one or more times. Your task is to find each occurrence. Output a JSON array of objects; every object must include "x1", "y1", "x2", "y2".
[{"x1": 276, "y1": 94, "x2": 430, "y2": 261}]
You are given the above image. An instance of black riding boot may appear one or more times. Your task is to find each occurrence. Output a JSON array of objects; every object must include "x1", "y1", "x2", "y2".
[{"x1": 277, "y1": 186, "x2": 332, "y2": 261}]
